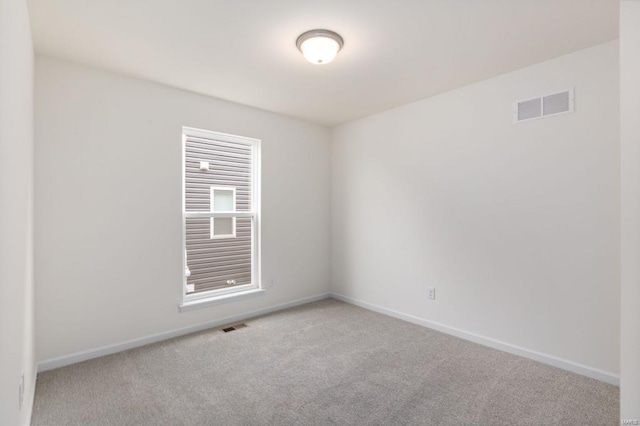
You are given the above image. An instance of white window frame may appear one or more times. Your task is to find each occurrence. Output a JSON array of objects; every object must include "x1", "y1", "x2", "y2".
[
  {"x1": 181, "y1": 127, "x2": 261, "y2": 308},
  {"x1": 210, "y1": 186, "x2": 237, "y2": 239}
]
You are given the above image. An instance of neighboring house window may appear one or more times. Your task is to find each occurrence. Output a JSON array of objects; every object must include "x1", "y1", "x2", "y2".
[
  {"x1": 210, "y1": 186, "x2": 236, "y2": 239},
  {"x1": 182, "y1": 127, "x2": 260, "y2": 300}
]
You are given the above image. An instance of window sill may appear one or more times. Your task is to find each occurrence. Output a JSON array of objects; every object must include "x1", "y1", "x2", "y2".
[{"x1": 179, "y1": 288, "x2": 265, "y2": 313}]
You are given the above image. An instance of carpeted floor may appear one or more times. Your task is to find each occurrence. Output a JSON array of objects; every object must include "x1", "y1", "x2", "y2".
[{"x1": 32, "y1": 298, "x2": 619, "y2": 425}]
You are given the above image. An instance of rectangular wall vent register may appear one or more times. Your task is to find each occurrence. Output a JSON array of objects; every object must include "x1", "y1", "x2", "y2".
[
  {"x1": 514, "y1": 88, "x2": 574, "y2": 123},
  {"x1": 222, "y1": 323, "x2": 248, "y2": 333}
]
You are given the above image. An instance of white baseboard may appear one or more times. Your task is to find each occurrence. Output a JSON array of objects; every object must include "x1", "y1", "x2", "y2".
[
  {"x1": 35, "y1": 290, "x2": 619, "y2": 387},
  {"x1": 38, "y1": 292, "x2": 330, "y2": 373},
  {"x1": 330, "y1": 292, "x2": 619, "y2": 386}
]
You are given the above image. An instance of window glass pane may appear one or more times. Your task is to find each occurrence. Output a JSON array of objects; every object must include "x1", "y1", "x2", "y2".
[
  {"x1": 185, "y1": 137, "x2": 252, "y2": 212},
  {"x1": 186, "y1": 216, "x2": 252, "y2": 293}
]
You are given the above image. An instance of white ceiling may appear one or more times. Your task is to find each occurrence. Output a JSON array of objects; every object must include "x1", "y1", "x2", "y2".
[{"x1": 27, "y1": 0, "x2": 618, "y2": 127}]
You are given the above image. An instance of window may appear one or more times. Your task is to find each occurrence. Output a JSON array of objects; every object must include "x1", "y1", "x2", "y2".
[{"x1": 182, "y1": 127, "x2": 260, "y2": 304}]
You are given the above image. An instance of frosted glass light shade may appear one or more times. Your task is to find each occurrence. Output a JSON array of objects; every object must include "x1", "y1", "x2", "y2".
[{"x1": 296, "y1": 29, "x2": 344, "y2": 65}]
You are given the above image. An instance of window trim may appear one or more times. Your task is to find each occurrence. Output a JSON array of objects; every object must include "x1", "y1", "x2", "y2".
[
  {"x1": 181, "y1": 126, "x2": 261, "y2": 307},
  {"x1": 179, "y1": 288, "x2": 265, "y2": 313}
]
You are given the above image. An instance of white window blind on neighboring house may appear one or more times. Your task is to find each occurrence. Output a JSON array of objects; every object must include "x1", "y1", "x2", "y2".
[{"x1": 182, "y1": 127, "x2": 260, "y2": 299}]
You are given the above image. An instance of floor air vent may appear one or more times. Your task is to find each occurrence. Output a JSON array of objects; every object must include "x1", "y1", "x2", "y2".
[
  {"x1": 514, "y1": 88, "x2": 574, "y2": 123},
  {"x1": 222, "y1": 323, "x2": 248, "y2": 333}
]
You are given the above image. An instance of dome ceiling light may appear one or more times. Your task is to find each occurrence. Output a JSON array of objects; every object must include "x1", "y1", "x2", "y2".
[{"x1": 296, "y1": 29, "x2": 344, "y2": 65}]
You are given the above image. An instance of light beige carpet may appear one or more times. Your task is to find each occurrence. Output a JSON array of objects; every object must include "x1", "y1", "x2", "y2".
[{"x1": 32, "y1": 298, "x2": 618, "y2": 425}]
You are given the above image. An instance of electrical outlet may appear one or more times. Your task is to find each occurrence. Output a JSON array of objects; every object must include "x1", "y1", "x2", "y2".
[
  {"x1": 427, "y1": 287, "x2": 436, "y2": 300},
  {"x1": 269, "y1": 278, "x2": 277, "y2": 288},
  {"x1": 19, "y1": 372, "x2": 24, "y2": 410}
]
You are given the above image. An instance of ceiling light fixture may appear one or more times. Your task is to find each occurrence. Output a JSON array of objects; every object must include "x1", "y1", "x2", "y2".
[{"x1": 296, "y1": 29, "x2": 344, "y2": 65}]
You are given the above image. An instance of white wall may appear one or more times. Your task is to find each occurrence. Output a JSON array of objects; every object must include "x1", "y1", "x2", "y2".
[
  {"x1": 620, "y1": 0, "x2": 640, "y2": 418},
  {"x1": 332, "y1": 41, "x2": 620, "y2": 377},
  {"x1": 35, "y1": 56, "x2": 331, "y2": 362},
  {"x1": 0, "y1": 0, "x2": 35, "y2": 424}
]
